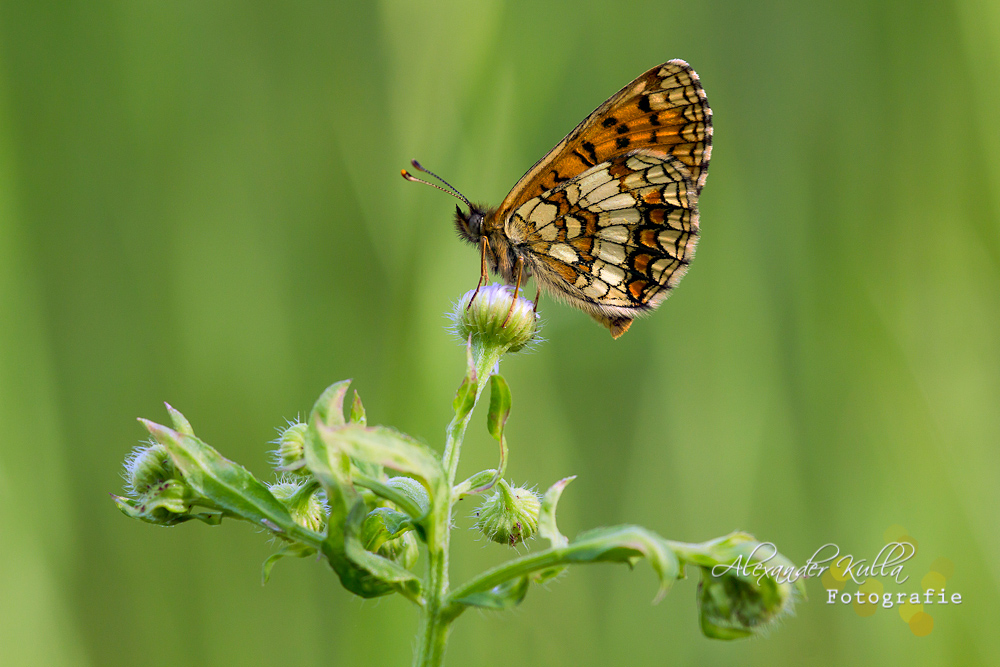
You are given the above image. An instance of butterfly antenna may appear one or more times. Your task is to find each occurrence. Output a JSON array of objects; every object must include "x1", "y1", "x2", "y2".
[{"x1": 401, "y1": 159, "x2": 474, "y2": 210}]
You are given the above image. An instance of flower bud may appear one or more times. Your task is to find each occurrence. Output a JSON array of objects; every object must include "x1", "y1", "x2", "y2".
[
  {"x1": 272, "y1": 422, "x2": 309, "y2": 474},
  {"x1": 696, "y1": 533, "x2": 801, "y2": 639},
  {"x1": 452, "y1": 284, "x2": 539, "y2": 355},
  {"x1": 268, "y1": 480, "x2": 326, "y2": 532},
  {"x1": 374, "y1": 527, "x2": 419, "y2": 569},
  {"x1": 360, "y1": 507, "x2": 420, "y2": 569},
  {"x1": 473, "y1": 479, "x2": 541, "y2": 546},
  {"x1": 125, "y1": 444, "x2": 174, "y2": 494},
  {"x1": 118, "y1": 444, "x2": 197, "y2": 524}
]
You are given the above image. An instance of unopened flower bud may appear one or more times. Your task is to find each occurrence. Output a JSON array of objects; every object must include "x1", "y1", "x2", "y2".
[
  {"x1": 125, "y1": 444, "x2": 174, "y2": 494},
  {"x1": 269, "y1": 480, "x2": 325, "y2": 532},
  {"x1": 474, "y1": 479, "x2": 541, "y2": 546},
  {"x1": 360, "y1": 507, "x2": 420, "y2": 569},
  {"x1": 118, "y1": 444, "x2": 196, "y2": 523},
  {"x1": 377, "y1": 529, "x2": 419, "y2": 569},
  {"x1": 273, "y1": 422, "x2": 309, "y2": 474},
  {"x1": 453, "y1": 284, "x2": 539, "y2": 355},
  {"x1": 696, "y1": 533, "x2": 801, "y2": 639}
]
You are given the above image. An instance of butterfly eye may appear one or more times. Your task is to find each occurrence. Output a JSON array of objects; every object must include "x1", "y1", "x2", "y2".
[
  {"x1": 453, "y1": 204, "x2": 481, "y2": 243},
  {"x1": 467, "y1": 211, "x2": 483, "y2": 236}
]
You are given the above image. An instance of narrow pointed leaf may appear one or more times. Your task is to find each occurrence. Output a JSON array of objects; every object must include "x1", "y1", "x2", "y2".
[
  {"x1": 164, "y1": 403, "x2": 194, "y2": 436},
  {"x1": 486, "y1": 375, "x2": 511, "y2": 441},
  {"x1": 452, "y1": 374, "x2": 477, "y2": 420},
  {"x1": 349, "y1": 390, "x2": 367, "y2": 425},
  {"x1": 533, "y1": 476, "x2": 576, "y2": 584}
]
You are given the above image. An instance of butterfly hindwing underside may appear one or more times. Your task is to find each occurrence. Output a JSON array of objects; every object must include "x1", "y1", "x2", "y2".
[
  {"x1": 504, "y1": 149, "x2": 698, "y2": 336},
  {"x1": 404, "y1": 59, "x2": 711, "y2": 338}
]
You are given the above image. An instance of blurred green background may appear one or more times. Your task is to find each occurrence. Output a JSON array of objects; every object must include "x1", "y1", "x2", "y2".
[{"x1": 2, "y1": 0, "x2": 999, "y2": 665}]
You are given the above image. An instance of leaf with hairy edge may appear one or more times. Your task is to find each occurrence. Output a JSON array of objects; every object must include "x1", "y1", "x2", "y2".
[{"x1": 140, "y1": 420, "x2": 302, "y2": 536}]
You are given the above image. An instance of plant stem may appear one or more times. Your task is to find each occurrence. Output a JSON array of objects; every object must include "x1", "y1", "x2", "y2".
[{"x1": 414, "y1": 345, "x2": 499, "y2": 667}]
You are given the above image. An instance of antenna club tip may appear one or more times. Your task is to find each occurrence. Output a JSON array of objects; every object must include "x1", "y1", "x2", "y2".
[{"x1": 411, "y1": 159, "x2": 423, "y2": 170}]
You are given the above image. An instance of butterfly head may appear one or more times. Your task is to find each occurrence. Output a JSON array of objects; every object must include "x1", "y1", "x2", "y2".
[{"x1": 453, "y1": 203, "x2": 493, "y2": 244}]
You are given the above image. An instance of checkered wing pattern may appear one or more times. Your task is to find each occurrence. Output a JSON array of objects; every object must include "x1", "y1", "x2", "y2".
[
  {"x1": 504, "y1": 149, "x2": 698, "y2": 337},
  {"x1": 497, "y1": 59, "x2": 711, "y2": 220}
]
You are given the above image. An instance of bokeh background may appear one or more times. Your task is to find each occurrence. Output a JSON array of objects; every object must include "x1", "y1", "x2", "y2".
[{"x1": 2, "y1": 1, "x2": 999, "y2": 665}]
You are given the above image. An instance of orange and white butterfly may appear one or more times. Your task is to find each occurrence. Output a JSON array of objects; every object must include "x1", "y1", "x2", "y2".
[{"x1": 403, "y1": 60, "x2": 712, "y2": 338}]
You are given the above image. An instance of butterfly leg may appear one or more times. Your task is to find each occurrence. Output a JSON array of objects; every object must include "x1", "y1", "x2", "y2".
[
  {"x1": 500, "y1": 257, "x2": 524, "y2": 328},
  {"x1": 533, "y1": 286, "x2": 541, "y2": 314},
  {"x1": 467, "y1": 237, "x2": 490, "y2": 310}
]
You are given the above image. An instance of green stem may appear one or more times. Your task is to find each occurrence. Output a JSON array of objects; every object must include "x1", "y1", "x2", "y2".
[
  {"x1": 442, "y1": 344, "x2": 500, "y2": 484},
  {"x1": 413, "y1": 343, "x2": 499, "y2": 667}
]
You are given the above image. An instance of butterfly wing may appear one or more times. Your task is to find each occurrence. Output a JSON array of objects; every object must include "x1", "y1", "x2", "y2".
[
  {"x1": 505, "y1": 149, "x2": 698, "y2": 338},
  {"x1": 496, "y1": 59, "x2": 712, "y2": 223}
]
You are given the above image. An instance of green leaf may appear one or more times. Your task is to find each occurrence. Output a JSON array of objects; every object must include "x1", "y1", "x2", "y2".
[
  {"x1": 163, "y1": 403, "x2": 194, "y2": 436},
  {"x1": 449, "y1": 524, "x2": 681, "y2": 609},
  {"x1": 452, "y1": 373, "x2": 477, "y2": 421},
  {"x1": 538, "y1": 476, "x2": 573, "y2": 548},
  {"x1": 353, "y1": 475, "x2": 430, "y2": 525},
  {"x1": 262, "y1": 543, "x2": 316, "y2": 585},
  {"x1": 349, "y1": 390, "x2": 367, "y2": 426},
  {"x1": 360, "y1": 507, "x2": 414, "y2": 553},
  {"x1": 486, "y1": 374, "x2": 511, "y2": 441},
  {"x1": 533, "y1": 476, "x2": 575, "y2": 584},
  {"x1": 304, "y1": 386, "x2": 382, "y2": 597},
  {"x1": 111, "y1": 493, "x2": 222, "y2": 526},
  {"x1": 341, "y1": 501, "x2": 422, "y2": 601},
  {"x1": 140, "y1": 420, "x2": 304, "y2": 538},
  {"x1": 303, "y1": 382, "x2": 422, "y2": 602},
  {"x1": 465, "y1": 374, "x2": 511, "y2": 496},
  {"x1": 453, "y1": 469, "x2": 498, "y2": 501},
  {"x1": 317, "y1": 423, "x2": 444, "y2": 494},
  {"x1": 311, "y1": 379, "x2": 352, "y2": 429},
  {"x1": 452, "y1": 575, "x2": 530, "y2": 610}
]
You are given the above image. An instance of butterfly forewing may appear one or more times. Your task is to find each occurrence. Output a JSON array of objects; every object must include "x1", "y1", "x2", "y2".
[
  {"x1": 405, "y1": 59, "x2": 711, "y2": 338},
  {"x1": 496, "y1": 59, "x2": 712, "y2": 220},
  {"x1": 505, "y1": 149, "x2": 699, "y2": 332}
]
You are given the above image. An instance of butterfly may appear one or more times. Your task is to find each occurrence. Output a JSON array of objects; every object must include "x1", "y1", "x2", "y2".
[{"x1": 402, "y1": 60, "x2": 711, "y2": 338}]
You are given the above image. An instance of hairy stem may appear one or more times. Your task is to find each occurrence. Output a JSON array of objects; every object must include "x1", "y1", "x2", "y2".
[{"x1": 414, "y1": 345, "x2": 499, "y2": 667}]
